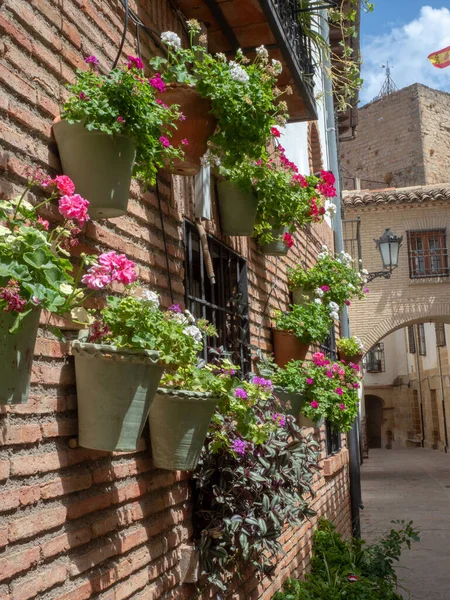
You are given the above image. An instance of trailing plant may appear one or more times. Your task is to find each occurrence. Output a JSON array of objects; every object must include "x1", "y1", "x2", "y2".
[
  {"x1": 0, "y1": 171, "x2": 135, "y2": 333},
  {"x1": 61, "y1": 55, "x2": 184, "y2": 186},
  {"x1": 336, "y1": 336, "x2": 363, "y2": 357},
  {"x1": 193, "y1": 369, "x2": 320, "y2": 590},
  {"x1": 152, "y1": 21, "x2": 289, "y2": 165},
  {"x1": 273, "y1": 518, "x2": 419, "y2": 600},
  {"x1": 85, "y1": 294, "x2": 216, "y2": 367},
  {"x1": 298, "y1": 352, "x2": 362, "y2": 431},
  {"x1": 288, "y1": 247, "x2": 368, "y2": 308},
  {"x1": 274, "y1": 303, "x2": 333, "y2": 345}
]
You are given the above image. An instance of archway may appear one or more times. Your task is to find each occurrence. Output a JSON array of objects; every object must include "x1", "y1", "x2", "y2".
[{"x1": 365, "y1": 395, "x2": 384, "y2": 448}]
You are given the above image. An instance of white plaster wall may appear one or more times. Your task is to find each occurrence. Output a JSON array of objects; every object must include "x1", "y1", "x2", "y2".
[{"x1": 365, "y1": 329, "x2": 408, "y2": 386}]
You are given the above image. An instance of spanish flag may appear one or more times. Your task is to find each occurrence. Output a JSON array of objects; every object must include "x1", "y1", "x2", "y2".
[{"x1": 428, "y1": 45, "x2": 450, "y2": 69}]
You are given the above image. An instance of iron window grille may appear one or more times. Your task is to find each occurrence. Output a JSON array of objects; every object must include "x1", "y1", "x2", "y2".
[
  {"x1": 343, "y1": 218, "x2": 362, "y2": 268},
  {"x1": 407, "y1": 326, "x2": 416, "y2": 354},
  {"x1": 184, "y1": 221, "x2": 250, "y2": 373},
  {"x1": 322, "y1": 327, "x2": 341, "y2": 456},
  {"x1": 364, "y1": 343, "x2": 385, "y2": 373},
  {"x1": 417, "y1": 323, "x2": 427, "y2": 356},
  {"x1": 435, "y1": 323, "x2": 446, "y2": 348},
  {"x1": 407, "y1": 229, "x2": 449, "y2": 278}
]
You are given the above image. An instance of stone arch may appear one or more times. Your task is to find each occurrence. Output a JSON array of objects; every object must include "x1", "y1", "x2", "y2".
[{"x1": 308, "y1": 121, "x2": 323, "y2": 175}]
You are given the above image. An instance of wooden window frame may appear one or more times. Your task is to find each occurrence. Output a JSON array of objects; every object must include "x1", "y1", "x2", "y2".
[
  {"x1": 407, "y1": 229, "x2": 449, "y2": 279},
  {"x1": 435, "y1": 323, "x2": 446, "y2": 348},
  {"x1": 407, "y1": 326, "x2": 416, "y2": 354},
  {"x1": 417, "y1": 323, "x2": 427, "y2": 356}
]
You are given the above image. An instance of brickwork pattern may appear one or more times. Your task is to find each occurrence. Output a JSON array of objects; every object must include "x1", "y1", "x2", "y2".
[
  {"x1": 0, "y1": 0, "x2": 351, "y2": 598},
  {"x1": 340, "y1": 84, "x2": 450, "y2": 191}
]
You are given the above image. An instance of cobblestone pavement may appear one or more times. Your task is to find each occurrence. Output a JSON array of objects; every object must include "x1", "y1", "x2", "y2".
[{"x1": 361, "y1": 448, "x2": 450, "y2": 600}]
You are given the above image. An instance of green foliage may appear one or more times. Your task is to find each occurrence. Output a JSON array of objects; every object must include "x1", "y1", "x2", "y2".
[
  {"x1": 95, "y1": 295, "x2": 215, "y2": 367},
  {"x1": 273, "y1": 518, "x2": 419, "y2": 600},
  {"x1": 61, "y1": 61, "x2": 183, "y2": 186},
  {"x1": 274, "y1": 303, "x2": 332, "y2": 345},
  {"x1": 193, "y1": 380, "x2": 320, "y2": 590},
  {"x1": 336, "y1": 336, "x2": 364, "y2": 357},
  {"x1": 288, "y1": 248, "x2": 367, "y2": 307},
  {"x1": 262, "y1": 358, "x2": 306, "y2": 394},
  {"x1": 152, "y1": 21, "x2": 288, "y2": 165}
]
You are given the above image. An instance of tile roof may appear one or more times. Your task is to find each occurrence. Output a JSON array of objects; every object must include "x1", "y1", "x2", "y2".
[{"x1": 343, "y1": 183, "x2": 450, "y2": 207}]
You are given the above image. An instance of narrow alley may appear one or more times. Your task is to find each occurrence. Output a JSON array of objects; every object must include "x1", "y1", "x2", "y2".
[{"x1": 361, "y1": 449, "x2": 450, "y2": 600}]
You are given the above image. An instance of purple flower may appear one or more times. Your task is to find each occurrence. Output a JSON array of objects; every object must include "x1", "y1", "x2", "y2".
[
  {"x1": 272, "y1": 413, "x2": 286, "y2": 427},
  {"x1": 306, "y1": 378, "x2": 314, "y2": 385},
  {"x1": 252, "y1": 376, "x2": 273, "y2": 390},
  {"x1": 335, "y1": 387, "x2": 344, "y2": 396},
  {"x1": 231, "y1": 439, "x2": 246, "y2": 455},
  {"x1": 85, "y1": 55, "x2": 99, "y2": 67},
  {"x1": 234, "y1": 388, "x2": 248, "y2": 399},
  {"x1": 127, "y1": 55, "x2": 144, "y2": 70},
  {"x1": 221, "y1": 368, "x2": 236, "y2": 376},
  {"x1": 168, "y1": 304, "x2": 182, "y2": 313},
  {"x1": 321, "y1": 285, "x2": 330, "y2": 292},
  {"x1": 339, "y1": 403, "x2": 346, "y2": 411},
  {"x1": 364, "y1": 287, "x2": 370, "y2": 294},
  {"x1": 310, "y1": 400, "x2": 319, "y2": 409}
]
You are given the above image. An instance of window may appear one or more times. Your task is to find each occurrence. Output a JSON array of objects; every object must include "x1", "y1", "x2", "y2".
[
  {"x1": 343, "y1": 218, "x2": 362, "y2": 267},
  {"x1": 184, "y1": 221, "x2": 250, "y2": 372},
  {"x1": 365, "y1": 343, "x2": 385, "y2": 373},
  {"x1": 407, "y1": 326, "x2": 416, "y2": 354},
  {"x1": 322, "y1": 327, "x2": 341, "y2": 456},
  {"x1": 435, "y1": 323, "x2": 446, "y2": 347},
  {"x1": 417, "y1": 323, "x2": 427, "y2": 356},
  {"x1": 320, "y1": 326, "x2": 337, "y2": 361},
  {"x1": 407, "y1": 229, "x2": 448, "y2": 278}
]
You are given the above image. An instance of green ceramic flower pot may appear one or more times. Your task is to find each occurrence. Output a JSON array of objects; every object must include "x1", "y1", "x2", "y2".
[
  {"x1": 72, "y1": 340, "x2": 164, "y2": 452},
  {"x1": 53, "y1": 120, "x2": 136, "y2": 219},
  {"x1": 260, "y1": 226, "x2": 289, "y2": 256},
  {"x1": 274, "y1": 388, "x2": 322, "y2": 428},
  {"x1": 149, "y1": 388, "x2": 219, "y2": 471},
  {"x1": 217, "y1": 181, "x2": 258, "y2": 236},
  {"x1": 0, "y1": 309, "x2": 40, "y2": 405}
]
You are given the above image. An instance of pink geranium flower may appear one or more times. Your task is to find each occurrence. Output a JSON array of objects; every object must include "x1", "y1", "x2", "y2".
[
  {"x1": 159, "y1": 136, "x2": 170, "y2": 148},
  {"x1": 321, "y1": 285, "x2": 330, "y2": 292},
  {"x1": 310, "y1": 400, "x2": 319, "y2": 409},
  {"x1": 335, "y1": 387, "x2": 344, "y2": 396},
  {"x1": 81, "y1": 264, "x2": 111, "y2": 290},
  {"x1": 98, "y1": 251, "x2": 137, "y2": 285},
  {"x1": 37, "y1": 216, "x2": 49, "y2": 231},
  {"x1": 339, "y1": 403, "x2": 346, "y2": 411},
  {"x1": 58, "y1": 194, "x2": 90, "y2": 226},
  {"x1": 149, "y1": 73, "x2": 166, "y2": 92},
  {"x1": 306, "y1": 378, "x2": 314, "y2": 385},
  {"x1": 181, "y1": 138, "x2": 189, "y2": 146},
  {"x1": 54, "y1": 175, "x2": 75, "y2": 196},
  {"x1": 127, "y1": 55, "x2": 144, "y2": 70}
]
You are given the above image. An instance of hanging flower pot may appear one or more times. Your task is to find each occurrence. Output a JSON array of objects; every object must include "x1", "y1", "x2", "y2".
[
  {"x1": 72, "y1": 340, "x2": 164, "y2": 452},
  {"x1": 217, "y1": 181, "x2": 258, "y2": 236},
  {"x1": 157, "y1": 84, "x2": 217, "y2": 176},
  {"x1": 149, "y1": 388, "x2": 219, "y2": 471},
  {"x1": 260, "y1": 226, "x2": 290, "y2": 256},
  {"x1": 0, "y1": 309, "x2": 40, "y2": 405},
  {"x1": 340, "y1": 352, "x2": 363, "y2": 365},
  {"x1": 53, "y1": 119, "x2": 136, "y2": 219},
  {"x1": 274, "y1": 388, "x2": 321, "y2": 428},
  {"x1": 273, "y1": 330, "x2": 309, "y2": 369}
]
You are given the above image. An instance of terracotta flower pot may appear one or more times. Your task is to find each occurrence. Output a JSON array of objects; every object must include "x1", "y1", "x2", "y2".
[
  {"x1": 53, "y1": 119, "x2": 136, "y2": 219},
  {"x1": 217, "y1": 180, "x2": 258, "y2": 236},
  {"x1": 158, "y1": 84, "x2": 217, "y2": 176},
  {"x1": 340, "y1": 352, "x2": 363, "y2": 365},
  {"x1": 272, "y1": 330, "x2": 309, "y2": 369}
]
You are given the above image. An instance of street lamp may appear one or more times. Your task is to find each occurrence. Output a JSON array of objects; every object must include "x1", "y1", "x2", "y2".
[{"x1": 366, "y1": 229, "x2": 403, "y2": 283}]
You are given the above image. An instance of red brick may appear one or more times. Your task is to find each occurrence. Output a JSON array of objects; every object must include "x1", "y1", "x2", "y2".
[
  {"x1": 41, "y1": 526, "x2": 91, "y2": 559},
  {"x1": 0, "y1": 525, "x2": 8, "y2": 548},
  {"x1": 31, "y1": 363, "x2": 75, "y2": 386},
  {"x1": 0, "y1": 424, "x2": 42, "y2": 446},
  {"x1": 18, "y1": 485, "x2": 41, "y2": 506},
  {"x1": 11, "y1": 564, "x2": 67, "y2": 600},
  {"x1": 0, "y1": 459, "x2": 10, "y2": 481},
  {"x1": 91, "y1": 462, "x2": 131, "y2": 484},
  {"x1": 10, "y1": 451, "x2": 66, "y2": 476},
  {"x1": 7, "y1": 101, "x2": 51, "y2": 139},
  {"x1": 0, "y1": 546, "x2": 40, "y2": 582},
  {"x1": 67, "y1": 491, "x2": 114, "y2": 520},
  {"x1": 68, "y1": 539, "x2": 119, "y2": 575},
  {"x1": 40, "y1": 418, "x2": 78, "y2": 439},
  {"x1": 37, "y1": 93, "x2": 59, "y2": 118},
  {"x1": 40, "y1": 472, "x2": 92, "y2": 499},
  {"x1": 57, "y1": 582, "x2": 92, "y2": 600},
  {"x1": 8, "y1": 506, "x2": 67, "y2": 542},
  {"x1": 0, "y1": 13, "x2": 33, "y2": 54}
]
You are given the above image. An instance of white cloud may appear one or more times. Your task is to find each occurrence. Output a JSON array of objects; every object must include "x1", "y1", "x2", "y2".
[{"x1": 360, "y1": 6, "x2": 450, "y2": 104}]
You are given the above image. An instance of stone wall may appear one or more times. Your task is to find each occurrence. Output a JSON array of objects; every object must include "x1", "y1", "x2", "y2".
[
  {"x1": 0, "y1": 1, "x2": 351, "y2": 598},
  {"x1": 340, "y1": 84, "x2": 450, "y2": 191}
]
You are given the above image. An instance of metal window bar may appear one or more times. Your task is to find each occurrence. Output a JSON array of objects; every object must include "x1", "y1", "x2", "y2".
[
  {"x1": 364, "y1": 343, "x2": 385, "y2": 373},
  {"x1": 417, "y1": 323, "x2": 427, "y2": 356},
  {"x1": 407, "y1": 230, "x2": 449, "y2": 278},
  {"x1": 435, "y1": 323, "x2": 446, "y2": 348},
  {"x1": 184, "y1": 221, "x2": 250, "y2": 373},
  {"x1": 321, "y1": 326, "x2": 341, "y2": 455},
  {"x1": 407, "y1": 326, "x2": 416, "y2": 354},
  {"x1": 343, "y1": 218, "x2": 362, "y2": 269}
]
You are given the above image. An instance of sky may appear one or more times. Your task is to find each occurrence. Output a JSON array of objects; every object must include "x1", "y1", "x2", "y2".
[{"x1": 359, "y1": 1, "x2": 450, "y2": 105}]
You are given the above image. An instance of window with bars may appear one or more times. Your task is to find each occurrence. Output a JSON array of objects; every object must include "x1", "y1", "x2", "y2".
[
  {"x1": 322, "y1": 327, "x2": 341, "y2": 456},
  {"x1": 407, "y1": 229, "x2": 449, "y2": 278},
  {"x1": 365, "y1": 343, "x2": 385, "y2": 373},
  {"x1": 435, "y1": 323, "x2": 446, "y2": 348},
  {"x1": 407, "y1": 326, "x2": 416, "y2": 354},
  {"x1": 184, "y1": 221, "x2": 250, "y2": 372},
  {"x1": 417, "y1": 323, "x2": 427, "y2": 356},
  {"x1": 343, "y1": 218, "x2": 362, "y2": 268}
]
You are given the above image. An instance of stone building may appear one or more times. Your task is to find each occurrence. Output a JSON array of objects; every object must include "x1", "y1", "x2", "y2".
[
  {"x1": 340, "y1": 83, "x2": 450, "y2": 191},
  {"x1": 0, "y1": 1, "x2": 358, "y2": 598}
]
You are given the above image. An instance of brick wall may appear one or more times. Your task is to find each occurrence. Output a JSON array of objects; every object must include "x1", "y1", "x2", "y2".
[
  {"x1": 340, "y1": 83, "x2": 450, "y2": 191},
  {"x1": 0, "y1": 0, "x2": 352, "y2": 598}
]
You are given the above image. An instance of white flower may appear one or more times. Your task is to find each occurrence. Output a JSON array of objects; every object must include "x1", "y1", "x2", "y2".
[
  {"x1": 183, "y1": 325, "x2": 203, "y2": 343},
  {"x1": 172, "y1": 313, "x2": 188, "y2": 325},
  {"x1": 201, "y1": 149, "x2": 221, "y2": 167},
  {"x1": 256, "y1": 45, "x2": 268, "y2": 60},
  {"x1": 229, "y1": 61, "x2": 249, "y2": 83},
  {"x1": 330, "y1": 311, "x2": 339, "y2": 321},
  {"x1": 184, "y1": 309, "x2": 196, "y2": 324},
  {"x1": 329, "y1": 301, "x2": 339, "y2": 311},
  {"x1": 0, "y1": 225, "x2": 10, "y2": 237},
  {"x1": 325, "y1": 200, "x2": 337, "y2": 216},
  {"x1": 315, "y1": 288, "x2": 324, "y2": 298},
  {"x1": 362, "y1": 269, "x2": 369, "y2": 275},
  {"x1": 216, "y1": 52, "x2": 227, "y2": 62},
  {"x1": 161, "y1": 31, "x2": 181, "y2": 49},
  {"x1": 60, "y1": 283, "x2": 74, "y2": 295},
  {"x1": 271, "y1": 59, "x2": 282, "y2": 75},
  {"x1": 317, "y1": 252, "x2": 327, "y2": 260},
  {"x1": 314, "y1": 298, "x2": 323, "y2": 305},
  {"x1": 144, "y1": 290, "x2": 159, "y2": 306},
  {"x1": 321, "y1": 244, "x2": 328, "y2": 251}
]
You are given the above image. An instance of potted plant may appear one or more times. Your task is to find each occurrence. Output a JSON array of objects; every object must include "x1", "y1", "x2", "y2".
[
  {"x1": 152, "y1": 23, "x2": 289, "y2": 175},
  {"x1": 337, "y1": 336, "x2": 364, "y2": 364},
  {"x1": 73, "y1": 295, "x2": 215, "y2": 452},
  {"x1": 273, "y1": 302, "x2": 334, "y2": 368},
  {"x1": 150, "y1": 360, "x2": 225, "y2": 471},
  {"x1": 288, "y1": 245, "x2": 368, "y2": 308},
  {"x1": 53, "y1": 55, "x2": 184, "y2": 219},
  {"x1": 0, "y1": 170, "x2": 99, "y2": 405},
  {"x1": 299, "y1": 352, "x2": 362, "y2": 432}
]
